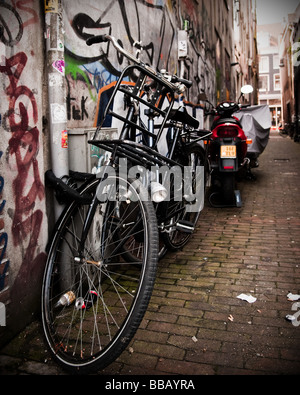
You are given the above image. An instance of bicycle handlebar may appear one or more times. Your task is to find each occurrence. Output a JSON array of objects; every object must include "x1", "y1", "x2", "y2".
[
  {"x1": 170, "y1": 75, "x2": 192, "y2": 88},
  {"x1": 87, "y1": 34, "x2": 139, "y2": 65},
  {"x1": 86, "y1": 34, "x2": 192, "y2": 92}
]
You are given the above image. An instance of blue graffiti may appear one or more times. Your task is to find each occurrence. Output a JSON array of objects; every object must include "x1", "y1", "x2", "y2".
[{"x1": 82, "y1": 62, "x2": 119, "y2": 94}]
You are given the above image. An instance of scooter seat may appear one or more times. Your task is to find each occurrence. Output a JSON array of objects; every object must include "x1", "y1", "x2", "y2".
[
  {"x1": 212, "y1": 117, "x2": 242, "y2": 128},
  {"x1": 168, "y1": 107, "x2": 199, "y2": 129}
]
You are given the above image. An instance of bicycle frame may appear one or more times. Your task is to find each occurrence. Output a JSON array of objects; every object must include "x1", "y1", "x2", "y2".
[{"x1": 78, "y1": 69, "x2": 174, "y2": 256}]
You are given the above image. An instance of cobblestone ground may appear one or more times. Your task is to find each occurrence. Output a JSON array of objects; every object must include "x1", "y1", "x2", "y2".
[{"x1": 1, "y1": 131, "x2": 300, "y2": 375}]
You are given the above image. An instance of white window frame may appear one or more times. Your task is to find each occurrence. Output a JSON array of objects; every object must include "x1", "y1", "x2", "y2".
[
  {"x1": 259, "y1": 74, "x2": 269, "y2": 92},
  {"x1": 273, "y1": 73, "x2": 280, "y2": 91},
  {"x1": 259, "y1": 56, "x2": 269, "y2": 73},
  {"x1": 273, "y1": 54, "x2": 279, "y2": 69}
]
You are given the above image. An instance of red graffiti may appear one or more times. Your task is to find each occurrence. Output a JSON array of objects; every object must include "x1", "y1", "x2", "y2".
[
  {"x1": 0, "y1": 52, "x2": 45, "y2": 261},
  {"x1": 16, "y1": 0, "x2": 39, "y2": 29},
  {"x1": 1, "y1": 52, "x2": 37, "y2": 134}
]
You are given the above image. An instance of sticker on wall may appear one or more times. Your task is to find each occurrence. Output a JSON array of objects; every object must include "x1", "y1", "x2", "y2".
[
  {"x1": 52, "y1": 60, "x2": 65, "y2": 75},
  {"x1": 45, "y1": 0, "x2": 58, "y2": 13},
  {"x1": 51, "y1": 103, "x2": 67, "y2": 124},
  {"x1": 61, "y1": 130, "x2": 68, "y2": 148},
  {"x1": 48, "y1": 73, "x2": 63, "y2": 87},
  {"x1": 45, "y1": 28, "x2": 50, "y2": 40},
  {"x1": 57, "y1": 40, "x2": 64, "y2": 52}
]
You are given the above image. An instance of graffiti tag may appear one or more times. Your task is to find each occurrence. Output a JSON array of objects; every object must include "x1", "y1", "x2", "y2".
[{"x1": 0, "y1": 52, "x2": 45, "y2": 263}]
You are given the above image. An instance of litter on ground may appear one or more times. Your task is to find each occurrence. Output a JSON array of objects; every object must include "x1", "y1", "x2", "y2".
[
  {"x1": 287, "y1": 292, "x2": 300, "y2": 301},
  {"x1": 237, "y1": 293, "x2": 257, "y2": 304}
]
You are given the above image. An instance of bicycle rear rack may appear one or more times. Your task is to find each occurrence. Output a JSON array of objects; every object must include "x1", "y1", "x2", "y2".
[{"x1": 89, "y1": 139, "x2": 181, "y2": 169}]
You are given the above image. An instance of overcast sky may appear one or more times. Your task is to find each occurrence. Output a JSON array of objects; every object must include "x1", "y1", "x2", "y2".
[{"x1": 256, "y1": 0, "x2": 299, "y2": 25}]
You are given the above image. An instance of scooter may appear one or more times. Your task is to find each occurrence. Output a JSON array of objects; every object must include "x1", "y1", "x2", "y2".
[{"x1": 205, "y1": 85, "x2": 254, "y2": 207}]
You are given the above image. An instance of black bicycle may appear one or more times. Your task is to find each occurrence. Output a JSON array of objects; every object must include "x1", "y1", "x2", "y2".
[{"x1": 42, "y1": 34, "x2": 210, "y2": 374}]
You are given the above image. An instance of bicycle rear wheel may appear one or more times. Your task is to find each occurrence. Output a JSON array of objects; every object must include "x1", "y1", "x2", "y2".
[
  {"x1": 42, "y1": 176, "x2": 158, "y2": 374},
  {"x1": 162, "y1": 144, "x2": 206, "y2": 251}
]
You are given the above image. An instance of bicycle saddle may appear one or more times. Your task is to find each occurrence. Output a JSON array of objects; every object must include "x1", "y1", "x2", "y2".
[{"x1": 168, "y1": 106, "x2": 199, "y2": 129}]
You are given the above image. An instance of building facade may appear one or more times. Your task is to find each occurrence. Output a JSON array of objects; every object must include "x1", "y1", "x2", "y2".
[
  {"x1": 257, "y1": 23, "x2": 284, "y2": 130},
  {"x1": 279, "y1": 3, "x2": 300, "y2": 140},
  {"x1": 233, "y1": 0, "x2": 259, "y2": 104}
]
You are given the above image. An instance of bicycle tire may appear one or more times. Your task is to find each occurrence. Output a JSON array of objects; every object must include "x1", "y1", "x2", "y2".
[
  {"x1": 162, "y1": 144, "x2": 207, "y2": 251},
  {"x1": 41, "y1": 176, "x2": 158, "y2": 374}
]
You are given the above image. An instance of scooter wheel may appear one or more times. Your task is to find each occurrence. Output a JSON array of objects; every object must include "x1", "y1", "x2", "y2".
[{"x1": 222, "y1": 173, "x2": 236, "y2": 204}]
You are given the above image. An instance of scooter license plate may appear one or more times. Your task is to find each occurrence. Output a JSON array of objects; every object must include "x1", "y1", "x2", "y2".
[{"x1": 220, "y1": 145, "x2": 236, "y2": 158}]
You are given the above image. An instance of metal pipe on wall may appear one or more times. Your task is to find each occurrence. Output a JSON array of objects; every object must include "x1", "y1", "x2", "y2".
[{"x1": 44, "y1": 0, "x2": 69, "y2": 219}]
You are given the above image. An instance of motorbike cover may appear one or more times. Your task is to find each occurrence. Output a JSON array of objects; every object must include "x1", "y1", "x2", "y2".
[{"x1": 234, "y1": 105, "x2": 271, "y2": 157}]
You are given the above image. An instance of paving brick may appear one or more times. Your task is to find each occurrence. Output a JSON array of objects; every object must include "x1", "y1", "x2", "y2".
[
  {"x1": 117, "y1": 350, "x2": 158, "y2": 371},
  {"x1": 132, "y1": 340, "x2": 185, "y2": 360},
  {"x1": 156, "y1": 357, "x2": 216, "y2": 375},
  {"x1": 146, "y1": 320, "x2": 197, "y2": 337},
  {"x1": 245, "y1": 356, "x2": 300, "y2": 374}
]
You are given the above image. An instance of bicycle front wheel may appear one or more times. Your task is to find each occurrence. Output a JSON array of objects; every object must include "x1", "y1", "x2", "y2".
[{"x1": 42, "y1": 176, "x2": 158, "y2": 374}]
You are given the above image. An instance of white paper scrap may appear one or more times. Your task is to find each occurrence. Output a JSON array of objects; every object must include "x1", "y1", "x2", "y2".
[
  {"x1": 237, "y1": 293, "x2": 257, "y2": 304},
  {"x1": 287, "y1": 293, "x2": 300, "y2": 301},
  {"x1": 286, "y1": 314, "x2": 296, "y2": 322}
]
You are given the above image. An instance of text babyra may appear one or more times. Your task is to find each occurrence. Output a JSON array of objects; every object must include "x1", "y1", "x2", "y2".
[{"x1": 105, "y1": 379, "x2": 195, "y2": 391}]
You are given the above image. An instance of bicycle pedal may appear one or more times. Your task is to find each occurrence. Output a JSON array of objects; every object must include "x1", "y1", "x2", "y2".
[{"x1": 175, "y1": 220, "x2": 195, "y2": 233}]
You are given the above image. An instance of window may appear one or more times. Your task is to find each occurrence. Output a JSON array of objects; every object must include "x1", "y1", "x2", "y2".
[
  {"x1": 259, "y1": 75, "x2": 269, "y2": 92},
  {"x1": 259, "y1": 56, "x2": 269, "y2": 73},
  {"x1": 274, "y1": 74, "x2": 281, "y2": 90}
]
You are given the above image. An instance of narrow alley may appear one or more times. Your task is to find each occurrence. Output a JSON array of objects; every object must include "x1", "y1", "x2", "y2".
[{"x1": 1, "y1": 131, "x2": 299, "y2": 376}]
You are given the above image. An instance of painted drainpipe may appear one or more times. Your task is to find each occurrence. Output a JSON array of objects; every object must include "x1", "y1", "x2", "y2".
[{"x1": 44, "y1": 0, "x2": 69, "y2": 218}]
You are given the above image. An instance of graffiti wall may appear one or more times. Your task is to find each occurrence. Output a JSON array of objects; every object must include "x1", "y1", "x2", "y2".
[
  {"x1": 63, "y1": 0, "x2": 216, "y2": 133},
  {"x1": 0, "y1": 0, "x2": 47, "y2": 344}
]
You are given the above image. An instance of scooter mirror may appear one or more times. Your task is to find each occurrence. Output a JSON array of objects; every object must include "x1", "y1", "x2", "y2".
[{"x1": 241, "y1": 85, "x2": 253, "y2": 95}]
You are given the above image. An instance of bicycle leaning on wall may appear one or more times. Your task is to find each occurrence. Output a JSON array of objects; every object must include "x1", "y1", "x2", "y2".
[{"x1": 42, "y1": 34, "x2": 211, "y2": 374}]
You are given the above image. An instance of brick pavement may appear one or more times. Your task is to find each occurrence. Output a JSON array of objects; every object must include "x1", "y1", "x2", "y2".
[{"x1": 1, "y1": 131, "x2": 300, "y2": 375}]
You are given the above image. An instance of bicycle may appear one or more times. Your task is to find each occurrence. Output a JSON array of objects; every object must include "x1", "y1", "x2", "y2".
[{"x1": 42, "y1": 34, "x2": 211, "y2": 374}]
